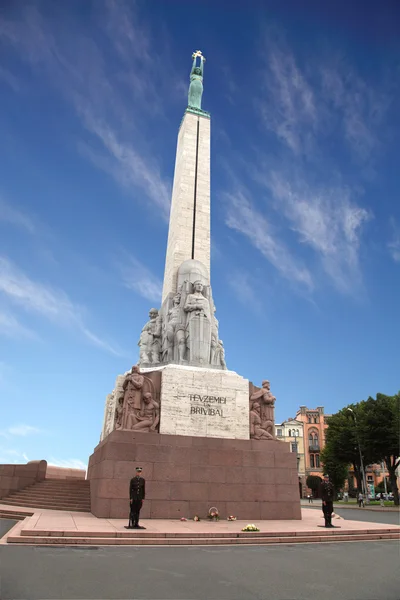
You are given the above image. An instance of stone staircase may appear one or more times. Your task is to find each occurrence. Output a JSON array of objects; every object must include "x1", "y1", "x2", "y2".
[
  {"x1": 0, "y1": 479, "x2": 91, "y2": 512},
  {"x1": 6, "y1": 527, "x2": 400, "y2": 546}
]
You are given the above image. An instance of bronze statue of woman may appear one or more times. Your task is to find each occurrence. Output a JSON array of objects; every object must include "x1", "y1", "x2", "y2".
[{"x1": 188, "y1": 51, "x2": 205, "y2": 110}]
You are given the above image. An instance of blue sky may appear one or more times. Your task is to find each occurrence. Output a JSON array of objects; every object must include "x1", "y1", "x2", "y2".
[{"x1": 0, "y1": 0, "x2": 399, "y2": 469}]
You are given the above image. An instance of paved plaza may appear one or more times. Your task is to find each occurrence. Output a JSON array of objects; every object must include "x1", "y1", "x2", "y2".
[{"x1": 0, "y1": 539, "x2": 399, "y2": 600}]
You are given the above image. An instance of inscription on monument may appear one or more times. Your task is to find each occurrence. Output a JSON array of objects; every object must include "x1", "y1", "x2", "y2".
[{"x1": 189, "y1": 393, "x2": 228, "y2": 417}]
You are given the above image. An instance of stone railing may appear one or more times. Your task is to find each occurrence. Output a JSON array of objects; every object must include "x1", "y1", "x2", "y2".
[{"x1": 0, "y1": 460, "x2": 47, "y2": 499}]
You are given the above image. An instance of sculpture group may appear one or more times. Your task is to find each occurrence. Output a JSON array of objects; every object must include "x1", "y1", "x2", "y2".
[
  {"x1": 103, "y1": 366, "x2": 276, "y2": 441},
  {"x1": 138, "y1": 261, "x2": 226, "y2": 370},
  {"x1": 249, "y1": 380, "x2": 276, "y2": 440}
]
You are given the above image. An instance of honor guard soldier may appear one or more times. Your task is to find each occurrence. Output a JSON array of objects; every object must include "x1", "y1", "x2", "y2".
[
  {"x1": 127, "y1": 466, "x2": 146, "y2": 529},
  {"x1": 320, "y1": 474, "x2": 335, "y2": 528}
]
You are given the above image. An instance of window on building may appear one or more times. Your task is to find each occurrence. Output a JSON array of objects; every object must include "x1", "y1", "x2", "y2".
[
  {"x1": 291, "y1": 442, "x2": 297, "y2": 453},
  {"x1": 288, "y1": 429, "x2": 291, "y2": 436},
  {"x1": 277, "y1": 429, "x2": 282, "y2": 437},
  {"x1": 367, "y1": 475, "x2": 373, "y2": 482},
  {"x1": 310, "y1": 454, "x2": 315, "y2": 468},
  {"x1": 315, "y1": 454, "x2": 320, "y2": 467},
  {"x1": 308, "y1": 416, "x2": 312, "y2": 424}
]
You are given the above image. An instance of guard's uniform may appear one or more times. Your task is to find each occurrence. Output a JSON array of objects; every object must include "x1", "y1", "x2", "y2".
[
  {"x1": 320, "y1": 480, "x2": 334, "y2": 527},
  {"x1": 129, "y1": 475, "x2": 145, "y2": 528}
]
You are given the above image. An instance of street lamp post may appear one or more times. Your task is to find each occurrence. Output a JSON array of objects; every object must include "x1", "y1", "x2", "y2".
[{"x1": 347, "y1": 408, "x2": 369, "y2": 504}]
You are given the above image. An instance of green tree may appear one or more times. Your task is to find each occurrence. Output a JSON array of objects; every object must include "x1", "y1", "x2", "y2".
[
  {"x1": 306, "y1": 475, "x2": 322, "y2": 496},
  {"x1": 323, "y1": 405, "x2": 376, "y2": 493},
  {"x1": 320, "y1": 447, "x2": 348, "y2": 499},
  {"x1": 362, "y1": 393, "x2": 400, "y2": 506}
]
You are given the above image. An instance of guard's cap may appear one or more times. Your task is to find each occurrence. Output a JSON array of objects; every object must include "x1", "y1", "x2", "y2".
[{"x1": 136, "y1": 467, "x2": 143, "y2": 472}]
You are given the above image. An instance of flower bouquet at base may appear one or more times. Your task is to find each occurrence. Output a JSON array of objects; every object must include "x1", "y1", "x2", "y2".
[
  {"x1": 207, "y1": 507, "x2": 220, "y2": 521},
  {"x1": 193, "y1": 515, "x2": 200, "y2": 522},
  {"x1": 241, "y1": 523, "x2": 260, "y2": 532},
  {"x1": 227, "y1": 515, "x2": 236, "y2": 521}
]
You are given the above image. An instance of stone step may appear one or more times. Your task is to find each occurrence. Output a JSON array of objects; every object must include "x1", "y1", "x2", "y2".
[
  {"x1": 40, "y1": 479, "x2": 89, "y2": 484},
  {"x1": 1, "y1": 499, "x2": 91, "y2": 512},
  {"x1": 19, "y1": 527, "x2": 400, "y2": 539},
  {"x1": 8, "y1": 491, "x2": 90, "y2": 500},
  {"x1": 7, "y1": 532, "x2": 399, "y2": 546}
]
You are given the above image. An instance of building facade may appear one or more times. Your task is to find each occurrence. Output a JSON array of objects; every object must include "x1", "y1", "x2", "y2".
[{"x1": 275, "y1": 419, "x2": 305, "y2": 497}]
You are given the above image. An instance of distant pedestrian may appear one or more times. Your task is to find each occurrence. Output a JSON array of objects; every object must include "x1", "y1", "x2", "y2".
[
  {"x1": 343, "y1": 491, "x2": 349, "y2": 503},
  {"x1": 307, "y1": 494, "x2": 313, "y2": 504},
  {"x1": 358, "y1": 492, "x2": 364, "y2": 508}
]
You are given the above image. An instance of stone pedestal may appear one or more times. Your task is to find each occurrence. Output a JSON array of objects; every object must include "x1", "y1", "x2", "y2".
[
  {"x1": 88, "y1": 430, "x2": 301, "y2": 520},
  {"x1": 148, "y1": 364, "x2": 250, "y2": 439}
]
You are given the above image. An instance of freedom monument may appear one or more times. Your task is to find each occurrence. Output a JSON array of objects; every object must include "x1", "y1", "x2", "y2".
[{"x1": 88, "y1": 52, "x2": 301, "y2": 520}]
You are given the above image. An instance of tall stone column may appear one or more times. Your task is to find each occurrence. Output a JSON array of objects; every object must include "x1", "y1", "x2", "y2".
[{"x1": 162, "y1": 110, "x2": 211, "y2": 302}]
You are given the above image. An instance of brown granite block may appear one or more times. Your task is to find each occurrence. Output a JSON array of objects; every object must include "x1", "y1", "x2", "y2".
[
  {"x1": 152, "y1": 463, "x2": 190, "y2": 482},
  {"x1": 257, "y1": 468, "x2": 276, "y2": 484},
  {"x1": 188, "y1": 501, "x2": 215, "y2": 518},
  {"x1": 190, "y1": 465, "x2": 226, "y2": 483},
  {"x1": 161, "y1": 435, "x2": 193, "y2": 447},
  {"x1": 146, "y1": 481, "x2": 171, "y2": 500},
  {"x1": 91, "y1": 497, "x2": 111, "y2": 518},
  {"x1": 261, "y1": 501, "x2": 295, "y2": 520},
  {"x1": 226, "y1": 501, "x2": 261, "y2": 520},
  {"x1": 170, "y1": 482, "x2": 206, "y2": 501},
  {"x1": 274, "y1": 452, "x2": 297, "y2": 469},
  {"x1": 150, "y1": 500, "x2": 189, "y2": 519},
  {"x1": 109, "y1": 498, "x2": 130, "y2": 519},
  {"x1": 192, "y1": 437, "x2": 224, "y2": 448},
  {"x1": 102, "y1": 442, "x2": 138, "y2": 462},
  {"x1": 276, "y1": 484, "x2": 300, "y2": 502},
  {"x1": 207, "y1": 483, "x2": 247, "y2": 502},
  {"x1": 97, "y1": 478, "x2": 128, "y2": 499},
  {"x1": 208, "y1": 449, "x2": 242, "y2": 467},
  {"x1": 274, "y1": 468, "x2": 297, "y2": 485},
  {"x1": 113, "y1": 461, "x2": 153, "y2": 480},
  {"x1": 250, "y1": 439, "x2": 288, "y2": 452},
  {"x1": 242, "y1": 451, "x2": 274, "y2": 467},
  {"x1": 96, "y1": 460, "x2": 115, "y2": 479},
  {"x1": 188, "y1": 447, "x2": 209, "y2": 465}
]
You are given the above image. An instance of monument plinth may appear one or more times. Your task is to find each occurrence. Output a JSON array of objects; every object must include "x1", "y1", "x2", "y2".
[{"x1": 91, "y1": 51, "x2": 301, "y2": 521}]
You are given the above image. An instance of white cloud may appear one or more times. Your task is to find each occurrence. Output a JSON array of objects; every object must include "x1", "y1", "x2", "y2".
[
  {"x1": 225, "y1": 189, "x2": 313, "y2": 289},
  {"x1": 0, "y1": 448, "x2": 29, "y2": 464},
  {"x1": 258, "y1": 42, "x2": 317, "y2": 155},
  {"x1": 388, "y1": 218, "x2": 400, "y2": 263},
  {"x1": 264, "y1": 170, "x2": 372, "y2": 293},
  {"x1": 258, "y1": 33, "x2": 391, "y2": 164},
  {"x1": 0, "y1": 2, "x2": 175, "y2": 218},
  {"x1": 0, "y1": 424, "x2": 40, "y2": 438},
  {"x1": 7, "y1": 424, "x2": 40, "y2": 436},
  {"x1": 0, "y1": 309, "x2": 36, "y2": 339},
  {"x1": 0, "y1": 256, "x2": 122, "y2": 355},
  {"x1": 119, "y1": 255, "x2": 162, "y2": 302},
  {"x1": 48, "y1": 458, "x2": 87, "y2": 471},
  {"x1": 0, "y1": 196, "x2": 36, "y2": 233},
  {"x1": 227, "y1": 270, "x2": 263, "y2": 313}
]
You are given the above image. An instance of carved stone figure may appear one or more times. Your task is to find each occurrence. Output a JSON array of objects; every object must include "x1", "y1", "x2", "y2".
[
  {"x1": 184, "y1": 280, "x2": 212, "y2": 364},
  {"x1": 115, "y1": 396, "x2": 124, "y2": 430},
  {"x1": 122, "y1": 366, "x2": 144, "y2": 429},
  {"x1": 131, "y1": 392, "x2": 160, "y2": 432},
  {"x1": 188, "y1": 51, "x2": 205, "y2": 110},
  {"x1": 165, "y1": 293, "x2": 186, "y2": 362},
  {"x1": 210, "y1": 306, "x2": 219, "y2": 365},
  {"x1": 249, "y1": 380, "x2": 276, "y2": 440},
  {"x1": 103, "y1": 394, "x2": 115, "y2": 437},
  {"x1": 213, "y1": 339, "x2": 227, "y2": 370},
  {"x1": 250, "y1": 402, "x2": 274, "y2": 440},
  {"x1": 138, "y1": 309, "x2": 161, "y2": 364}
]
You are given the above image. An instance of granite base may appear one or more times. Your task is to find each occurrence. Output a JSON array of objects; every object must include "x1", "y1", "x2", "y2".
[{"x1": 88, "y1": 430, "x2": 301, "y2": 520}]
